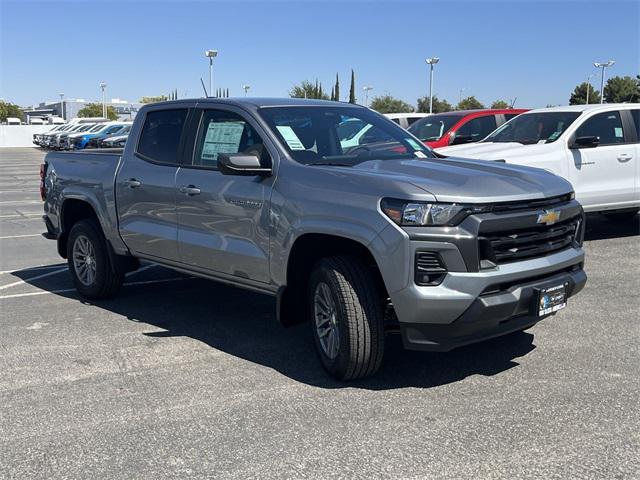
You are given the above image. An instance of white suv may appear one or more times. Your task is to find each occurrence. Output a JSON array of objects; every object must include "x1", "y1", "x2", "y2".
[{"x1": 438, "y1": 104, "x2": 640, "y2": 217}]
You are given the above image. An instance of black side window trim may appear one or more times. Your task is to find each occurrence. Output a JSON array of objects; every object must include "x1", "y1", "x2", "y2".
[{"x1": 134, "y1": 107, "x2": 192, "y2": 166}]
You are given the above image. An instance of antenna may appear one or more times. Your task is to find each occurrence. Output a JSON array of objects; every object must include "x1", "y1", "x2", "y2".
[
  {"x1": 200, "y1": 78, "x2": 209, "y2": 98},
  {"x1": 509, "y1": 97, "x2": 517, "y2": 108}
]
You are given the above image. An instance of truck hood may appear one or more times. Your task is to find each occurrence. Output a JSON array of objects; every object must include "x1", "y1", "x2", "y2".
[
  {"x1": 346, "y1": 156, "x2": 572, "y2": 203},
  {"x1": 435, "y1": 141, "x2": 528, "y2": 158}
]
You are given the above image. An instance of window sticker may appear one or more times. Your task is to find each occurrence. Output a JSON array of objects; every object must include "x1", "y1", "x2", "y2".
[
  {"x1": 547, "y1": 131, "x2": 561, "y2": 142},
  {"x1": 405, "y1": 138, "x2": 421, "y2": 150},
  {"x1": 614, "y1": 127, "x2": 623, "y2": 138},
  {"x1": 201, "y1": 121, "x2": 245, "y2": 161},
  {"x1": 414, "y1": 151, "x2": 428, "y2": 158},
  {"x1": 276, "y1": 125, "x2": 306, "y2": 150}
]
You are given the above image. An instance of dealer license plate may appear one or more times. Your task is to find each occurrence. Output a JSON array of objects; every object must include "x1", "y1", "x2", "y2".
[{"x1": 538, "y1": 284, "x2": 567, "y2": 317}]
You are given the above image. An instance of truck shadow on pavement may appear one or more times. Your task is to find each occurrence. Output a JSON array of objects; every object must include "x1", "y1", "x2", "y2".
[
  {"x1": 16, "y1": 267, "x2": 537, "y2": 390},
  {"x1": 584, "y1": 212, "x2": 639, "y2": 241}
]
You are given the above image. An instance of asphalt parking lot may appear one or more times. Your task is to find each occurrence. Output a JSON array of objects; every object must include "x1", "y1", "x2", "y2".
[{"x1": 0, "y1": 147, "x2": 638, "y2": 480}]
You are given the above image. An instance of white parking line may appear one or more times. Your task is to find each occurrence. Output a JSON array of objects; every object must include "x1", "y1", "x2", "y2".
[
  {"x1": 0, "y1": 213, "x2": 42, "y2": 219},
  {"x1": 0, "y1": 276, "x2": 194, "y2": 300},
  {"x1": 0, "y1": 264, "x2": 66, "y2": 275},
  {"x1": 0, "y1": 233, "x2": 42, "y2": 240},
  {"x1": 0, "y1": 267, "x2": 68, "y2": 290},
  {"x1": 0, "y1": 200, "x2": 42, "y2": 205}
]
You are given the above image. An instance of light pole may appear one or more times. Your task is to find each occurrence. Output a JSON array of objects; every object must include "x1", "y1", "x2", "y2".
[
  {"x1": 205, "y1": 49, "x2": 218, "y2": 97},
  {"x1": 585, "y1": 73, "x2": 594, "y2": 104},
  {"x1": 99, "y1": 82, "x2": 107, "y2": 118},
  {"x1": 593, "y1": 60, "x2": 615, "y2": 104},
  {"x1": 243, "y1": 84, "x2": 251, "y2": 96},
  {"x1": 362, "y1": 86, "x2": 373, "y2": 107},
  {"x1": 59, "y1": 93, "x2": 64, "y2": 121},
  {"x1": 425, "y1": 57, "x2": 439, "y2": 114}
]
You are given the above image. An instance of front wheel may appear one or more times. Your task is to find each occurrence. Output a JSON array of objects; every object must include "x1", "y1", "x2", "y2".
[
  {"x1": 309, "y1": 256, "x2": 385, "y2": 380},
  {"x1": 67, "y1": 219, "x2": 123, "y2": 299}
]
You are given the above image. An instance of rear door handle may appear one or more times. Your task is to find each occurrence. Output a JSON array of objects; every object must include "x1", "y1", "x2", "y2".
[
  {"x1": 124, "y1": 178, "x2": 141, "y2": 188},
  {"x1": 179, "y1": 185, "x2": 201, "y2": 196},
  {"x1": 617, "y1": 154, "x2": 632, "y2": 163}
]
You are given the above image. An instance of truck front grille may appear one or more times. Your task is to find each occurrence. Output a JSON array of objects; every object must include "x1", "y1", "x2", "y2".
[{"x1": 480, "y1": 217, "x2": 580, "y2": 264}]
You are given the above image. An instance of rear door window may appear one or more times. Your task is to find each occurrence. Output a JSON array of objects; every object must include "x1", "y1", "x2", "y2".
[
  {"x1": 136, "y1": 109, "x2": 188, "y2": 164},
  {"x1": 456, "y1": 115, "x2": 498, "y2": 141}
]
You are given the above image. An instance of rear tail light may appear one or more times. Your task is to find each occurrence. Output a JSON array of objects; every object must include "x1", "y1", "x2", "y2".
[
  {"x1": 415, "y1": 251, "x2": 447, "y2": 286},
  {"x1": 39, "y1": 163, "x2": 47, "y2": 201}
]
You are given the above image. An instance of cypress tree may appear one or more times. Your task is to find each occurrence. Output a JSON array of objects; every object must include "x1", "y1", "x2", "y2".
[
  {"x1": 335, "y1": 73, "x2": 340, "y2": 102},
  {"x1": 349, "y1": 70, "x2": 356, "y2": 104},
  {"x1": 331, "y1": 86, "x2": 335, "y2": 101},
  {"x1": 226, "y1": 88, "x2": 230, "y2": 98},
  {"x1": 319, "y1": 83, "x2": 323, "y2": 99}
]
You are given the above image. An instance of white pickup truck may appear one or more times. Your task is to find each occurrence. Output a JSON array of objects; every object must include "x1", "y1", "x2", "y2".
[{"x1": 438, "y1": 104, "x2": 640, "y2": 219}]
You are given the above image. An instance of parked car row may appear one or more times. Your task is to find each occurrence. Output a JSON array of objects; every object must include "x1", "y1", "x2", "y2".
[{"x1": 33, "y1": 119, "x2": 131, "y2": 150}]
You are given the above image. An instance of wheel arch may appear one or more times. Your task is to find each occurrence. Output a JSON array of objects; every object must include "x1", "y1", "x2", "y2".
[{"x1": 276, "y1": 233, "x2": 387, "y2": 327}]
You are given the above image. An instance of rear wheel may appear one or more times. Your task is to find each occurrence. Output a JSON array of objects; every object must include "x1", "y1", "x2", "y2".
[
  {"x1": 604, "y1": 209, "x2": 639, "y2": 222},
  {"x1": 67, "y1": 219, "x2": 123, "y2": 299},
  {"x1": 309, "y1": 256, "x2": 385, "y2": 380}
]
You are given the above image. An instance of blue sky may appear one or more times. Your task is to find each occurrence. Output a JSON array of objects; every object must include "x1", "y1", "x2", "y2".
[{"x1": 1, "y1": 0, "x2": 638, "y2": 108}]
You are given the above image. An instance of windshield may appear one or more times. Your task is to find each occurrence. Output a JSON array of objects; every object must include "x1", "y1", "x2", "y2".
[
  {"x1": 407, "y1": 114, "x2": 461, "y2": 141},
  {"x1": 484, "y1": 112, "x2": 581, "y2": 144},
  {"x1": 259, "y1": 106, "x2": 434, "y2": 166}
]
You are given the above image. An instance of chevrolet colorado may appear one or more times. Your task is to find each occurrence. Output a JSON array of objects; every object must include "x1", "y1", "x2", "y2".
[{"x1": 41, "y1": 98, "x2": 587, "y2": 379}]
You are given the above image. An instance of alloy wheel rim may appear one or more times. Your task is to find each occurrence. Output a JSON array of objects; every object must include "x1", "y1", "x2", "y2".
[
  {"x1": 72, "y1": 235, "x2": 96, "y2": 286},
  {"x1": 314, "y1": 282, "x2": 340, "y2": 359}
]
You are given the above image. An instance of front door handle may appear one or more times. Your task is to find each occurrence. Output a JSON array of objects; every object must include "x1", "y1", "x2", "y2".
[
  {"x1": 179, "y1": 185, "x2": 201, "y2": 196},
  {"x1": 617, "y1": 154, "x2": 632, "y2": 163},
  {"x1": 124, "y1": 178, "x2": 141, "y2": 188}
]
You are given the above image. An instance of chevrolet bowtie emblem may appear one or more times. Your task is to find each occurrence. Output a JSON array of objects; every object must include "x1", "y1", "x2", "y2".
[{"x1": 537, "y1": 209, "x2": 561, "y2": 226}]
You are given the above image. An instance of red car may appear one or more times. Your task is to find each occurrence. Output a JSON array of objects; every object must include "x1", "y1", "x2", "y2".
[{"x1": 407, "y1": 108, "x2": 528, "y2": 149}]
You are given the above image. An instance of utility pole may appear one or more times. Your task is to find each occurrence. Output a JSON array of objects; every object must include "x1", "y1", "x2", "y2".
[
  {"x1": 585, "y1": 73, "x2": 594, "y2": 104},
  {"x1": 59, "y1": 93, "x2": 65, "y2": 121}
]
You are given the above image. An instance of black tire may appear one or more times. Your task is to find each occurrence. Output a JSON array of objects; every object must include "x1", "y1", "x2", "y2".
[
  {"x1": 604, "y1": 209, "x2": 639, "y2": 222},
  {"x1": 308, "y1": 256, "x2": 385, "y2": 380},
  {"x1": 67, "y1": 219, "x2": 123, "y2": 299}
]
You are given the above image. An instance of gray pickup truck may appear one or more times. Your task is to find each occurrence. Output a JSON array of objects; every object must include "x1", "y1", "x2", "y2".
[{"x1": 41, "y1": 98, "x2": 587, "y2": 379}]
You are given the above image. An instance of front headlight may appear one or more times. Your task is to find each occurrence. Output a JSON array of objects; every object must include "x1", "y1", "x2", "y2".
[{"x1": 381, "y1": 198, "x2": 489, "y2": 226}]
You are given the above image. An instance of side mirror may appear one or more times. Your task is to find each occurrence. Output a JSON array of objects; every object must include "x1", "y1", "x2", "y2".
[
  {"x1": 450, "y1": 133, "x2": 473, "y2": 145},
  {"x1": 218, "y1": 153, "x2": 271, "y2": 176},
  {"x1": 570, "y1": 135, "x2": 599, "y2": 149}
]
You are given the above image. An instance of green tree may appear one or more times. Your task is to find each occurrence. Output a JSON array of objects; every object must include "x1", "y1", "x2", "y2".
[
  {"x1": 603, "y1": 75, "x2": 640, "y2": 103},
  {"x1": 569, "y1": 82, "x2": 601, "y2": 105},
  {"x1": 370, "y1": 95, "x2": 414, "y2": 114},
  {"x1": 349, "y1": 70, "x2": 356, "y2": 104},
  {"x1": 77, "y1": 102, "x2": 118, "y2": 121},
  {"x1": 289, "y1": 80, "x2": 330, "y2": 99},
  {"x1": 334, "y1": 73, "x2": 340, "y2": 102},
  {"x1": 491, "y1": 100, "x2": 510, "y2": 109},
  {"x1": 139, "y1": 95, "x2": 169, "y2": 104},
  {"x1": 0, "y1": 101, "x2": 23, "y2": 122},
  {"x1": 330, "y1": 86, "x2": 335, "y2": 101},
  {"x1": 457, "y1": 96, "x2": 485, "y2": 110},
  {"x1": 416, "y1": 96, "x2": 453, "y2": 113}
]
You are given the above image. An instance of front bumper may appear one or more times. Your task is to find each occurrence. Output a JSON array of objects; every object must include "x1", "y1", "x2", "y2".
[{"x1": 399, "y1": 264, "x2": 586, "y2": 351}]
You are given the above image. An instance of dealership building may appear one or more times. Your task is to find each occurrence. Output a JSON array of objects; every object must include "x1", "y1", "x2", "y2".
[{"x1": 22, "y1": 98, "x2": 143, "y2": 123}]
